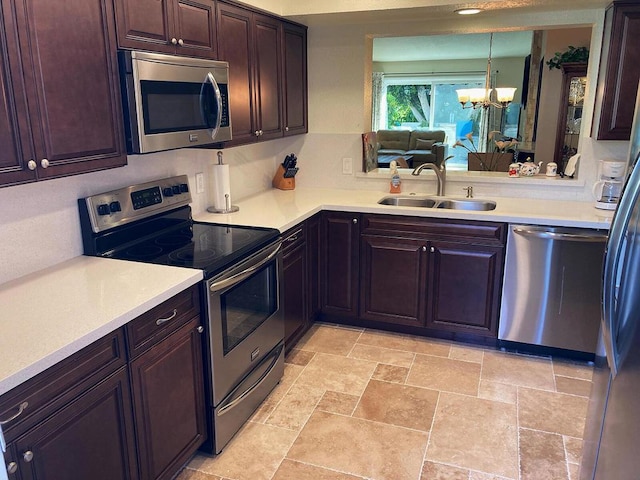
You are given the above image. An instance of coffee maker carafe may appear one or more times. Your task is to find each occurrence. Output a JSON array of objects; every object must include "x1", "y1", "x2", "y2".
[{"x1": 593, "y1": 159, "x2": 626, "y2": 210}]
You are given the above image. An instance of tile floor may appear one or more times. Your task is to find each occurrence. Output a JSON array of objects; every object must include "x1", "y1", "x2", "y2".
[{"x1": 178, "y1": 323, "x2": 593, "y2": 480}]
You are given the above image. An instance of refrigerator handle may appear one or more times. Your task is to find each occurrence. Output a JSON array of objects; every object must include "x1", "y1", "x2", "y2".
[{"x1": 603, "y1": 159, "x2": 640, "y2": 377}]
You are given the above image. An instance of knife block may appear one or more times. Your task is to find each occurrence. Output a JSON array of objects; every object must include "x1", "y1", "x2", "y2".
[{"x1": 272, "y1": 165, "x2": 295, "y2": 190}]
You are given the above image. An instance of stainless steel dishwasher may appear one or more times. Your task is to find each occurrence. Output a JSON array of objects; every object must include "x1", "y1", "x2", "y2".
[{"x1": 498, "y1": 225, "x2": 608, "y2": 354}]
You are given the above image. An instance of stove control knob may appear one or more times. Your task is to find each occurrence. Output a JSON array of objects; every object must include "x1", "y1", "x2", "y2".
[
  {"x1": 97, "y1": 204, "x2": 110, "y2": 216},
  {"x1": 109, "y1": 201, "x2": 121, "y2": 213},
  {"x1": 180, "y1": 183, "x2": 189, "y2": 193},
  {"x1": 163, "y1": 187, "x2": 173, "y2": 197},
  {"x1": 172, "y1": 185, "x2": 181, "y2": 195}
]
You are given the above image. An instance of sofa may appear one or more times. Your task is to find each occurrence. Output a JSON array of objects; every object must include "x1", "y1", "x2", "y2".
[{"x1": 376, "y1": 129, "x2": 448, "y2": 167}]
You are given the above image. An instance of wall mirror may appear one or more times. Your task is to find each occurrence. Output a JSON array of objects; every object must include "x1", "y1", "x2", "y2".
[{"x1": 366, "y1": 26, "x2": 593, "y2": 179}]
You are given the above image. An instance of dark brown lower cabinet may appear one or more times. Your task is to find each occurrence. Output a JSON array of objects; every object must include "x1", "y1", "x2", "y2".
[
  {"x1": 360, "y1": 234, "x2": 428, "y2": 328},
  {"x1": 427, "y1": 241, "x2": 504, "y2": 337},
  {"x1": 282, "y1": 225, "x2": 309, "y2": 350},
  {"x1": 129, "y1": 317, "x2": 207, "y2": 480},
  {"x1": 8, "y1": 368, "x2": 138, "y2": 480}
]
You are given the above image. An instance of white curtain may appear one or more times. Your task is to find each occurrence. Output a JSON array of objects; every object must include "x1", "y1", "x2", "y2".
[{"x1": 371, "y1": 72, "x2": 384, "y2": 131}]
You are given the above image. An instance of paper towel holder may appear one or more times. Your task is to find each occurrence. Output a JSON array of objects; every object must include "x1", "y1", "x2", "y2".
[{"x1": 207, "y1": 193, "x2": 239, "y2": 213}]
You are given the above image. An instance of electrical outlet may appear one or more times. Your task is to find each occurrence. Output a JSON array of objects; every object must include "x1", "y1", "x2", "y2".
[
  {"x1": 195, "y1": 172, "x2": 205, "y2": 193},
  {"x1": 342, "y1": 157, "x2": 353, "y2": 175}
]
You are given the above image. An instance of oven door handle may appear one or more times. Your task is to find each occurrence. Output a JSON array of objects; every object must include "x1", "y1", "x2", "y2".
[{"x1": 209, "y1": 243, "x2": 281, "y2": 292}]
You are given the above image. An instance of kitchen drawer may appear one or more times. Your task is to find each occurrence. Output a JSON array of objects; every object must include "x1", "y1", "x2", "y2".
[
  {"x1": 126, "y1": 285, "x2": 201, "y2": 358},
  {"x1": 282, "y1": 223, "x2": 305, "y2": 254},
  {"x1": 361, "y1": 214, "x2": 506, "y2": 246},
  {"x1": 0, "y1": 329, "x2": 126, "y2": 441}
]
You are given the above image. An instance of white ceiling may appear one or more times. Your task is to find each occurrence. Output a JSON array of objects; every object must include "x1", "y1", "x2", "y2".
[{"x1": 373, "y1": 31, "x2": 535, "y2": 62}]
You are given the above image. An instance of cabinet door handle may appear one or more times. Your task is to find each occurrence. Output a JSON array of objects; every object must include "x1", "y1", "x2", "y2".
[
  {"x1": 178, "y1": 38, "x2": 184, "y2": 46},
  {"x1": 197, "y1": 326, "x2": 204, "y2": 334},
  {"x1": 352, "y1": 218, "x2": 358, "y2": 224},
  {"x1": 27, "y1": 160, "x2": 36, "y2": 171},
  {"x1": 430, "y1": 246, "x2": 435, "y2": 253},
  {"x1": 171, "y1": 37, "x2": 177, "y2": 45},
  {"x1": 40, "y1": 158, "x2": 49, "y2": 168},
  {"x1": 254, "y1": 130, "x2": 260, "y2": 136},
  {"x1": 285, "y1": 126, "x2": 289, "y2": 132},
  {"x1": 6, "y1": 462, "x2": 17, "y2": 474},
  {"x1": 422, "y1": 246, "x2": 427, "y2": 252},
  {"x1": 155, "y1": 309, "x2": 177, "y2": 326},
  {"x1": 0, "y1": 401, "x2": 28, "y2": 425},
  {"x1": 22, "y1": 451, "x2": 33, "y2": 463}
]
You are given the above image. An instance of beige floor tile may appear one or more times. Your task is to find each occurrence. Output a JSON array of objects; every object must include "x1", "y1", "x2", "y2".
[
  {"x1": 427, "y1": 393, "x2": 519, "y2": 478},
  {"x1": 568, "y1": 462, "x2": 580, "y2": 480},
  {"x1": 407, "y1": 354, "x2": 481, "y2": 396},
  {"x1": 449, "y1": 344, "x2": 485, "y2": 363},
  {"x1": 553, "y1": 359, "x2": 594, "y2": 381},
  {"x1": 287, "y1": 410, "x2": 428, "y2": 480},
  {"x1": 316, "y1": 390, "x2": 360, "y2": 416},
  {"x1": 265, "y1": 383, "x2": 325, "y2": 430},
  {"x1": 348, "y1": 343, "x2": 414, "y2": 367},
  {"x1": 272, "y1": 459, "x2": 364, "y2": 479},
  {"x1": 518, "y1": 387, "x2": 589, "y2": 438},
  {"x1": 482, "y1": 351, "x2": 555, "y2": 390},
  {"x1": 372, "y1": 363, "x2": 410, "y2": 383},
  {"x1": 469, "y1": 473, "x2": 515, "y2": 480},
  {"x1": 175, "y1": 468, "x2": 224, "y2": 480},
  {"x1": 519, "y1": 428, "x2": 569, "y2": 480},
  {"x1": 285, "y1": 348, "x2": 315, "y2": 366},
  {"x1": 358, "y1": 329, "x2": 451, "y2": 357},
  {"x1": 295, "y1": 324, "x2": 361, "y2": 356},
  {"x1": 564, "y1": 436, "x2": 583, "y2": 465},
  {"x1": 555, "y1": 376, "x2": 592, "y2": 397},
  {"x1": 294, "y1": 352, "x2": 377, "y2": 396},
  {"x1": 478, "y1": 380, "x2": 517, "y2": 404},
  {"x1": 421, "y1": 460, "x2": 469, "y2": 479},
  {"x1": 187, "y1": 422, "x2": 297, "y2": 480},
  {"x1": 353, "y1": 379, "x2": 439, "y2": 431},
  {"x1": 251, "y1": 364, "x2": 304, "y2": 423}
]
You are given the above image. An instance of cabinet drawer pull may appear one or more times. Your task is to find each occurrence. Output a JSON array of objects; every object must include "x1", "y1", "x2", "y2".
[
  {"x1": 155, "y1": 309, "x2": 178, "y2": 326},
  {"x1": 285, "y1": 229, "x2": 303, "y2": 243},
  {"x1": 0, "y1": 401, "x2": 28, "y2": 425},
  {"x1": 22, "y1": 451, "x2": 33, "y2": 463}
]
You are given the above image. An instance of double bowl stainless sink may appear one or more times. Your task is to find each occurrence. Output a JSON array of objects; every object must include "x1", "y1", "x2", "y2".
[{"x1": 378, "y1": 195, "x2": 496, "y2": 211}]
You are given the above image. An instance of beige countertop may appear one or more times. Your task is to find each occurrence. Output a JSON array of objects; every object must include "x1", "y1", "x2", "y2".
[
  {"x1": 194, "y1": 187, "x2": 614, "y2": 231},
  {"x1": 0, "y1": 256, "x2": 202, "y2": 396}
]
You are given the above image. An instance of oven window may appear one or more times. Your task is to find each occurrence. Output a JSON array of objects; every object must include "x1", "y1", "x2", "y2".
[
  {"x1": 140, "y1": 80, "x2": 206, "y2": 134},
  {"x1": 220, "y1": 262, "x2": 278, "y2": 355}
]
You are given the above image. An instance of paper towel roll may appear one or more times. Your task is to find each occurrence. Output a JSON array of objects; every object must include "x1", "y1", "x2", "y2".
[{"x1": 210, "y1": 164, "x2": 231, "y2": 211}]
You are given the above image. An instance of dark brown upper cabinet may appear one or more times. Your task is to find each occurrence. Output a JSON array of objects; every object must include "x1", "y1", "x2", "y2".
[
  {"x1": 0, "y1": 0, "x2": 127, "y2": 187},
  {"x1": 596, "y1": 1, "x2": 640, "y2": 140},
  {"x1": 282, "y1": 21, "x2": 308, "y2": 136},
  {"x1": 216, "y1": 2, "x2": 283, "y2": 145},
  {"x1": 114, "y1": 0, "x2": 217, "y2": 59}
]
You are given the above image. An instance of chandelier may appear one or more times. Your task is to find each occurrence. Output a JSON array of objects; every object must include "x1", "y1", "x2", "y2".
[{"x1": 456, "y1": 33, "x2": 517, "y2": 109}]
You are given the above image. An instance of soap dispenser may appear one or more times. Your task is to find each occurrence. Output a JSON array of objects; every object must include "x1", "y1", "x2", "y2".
[{"x1": 389, "y1": 160, "x2": 402, "y2": 193}]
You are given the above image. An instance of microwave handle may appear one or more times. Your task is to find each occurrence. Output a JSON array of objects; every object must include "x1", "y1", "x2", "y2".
[{"x1": 202, "y1": 72, "x2": 222, "y2": 140}]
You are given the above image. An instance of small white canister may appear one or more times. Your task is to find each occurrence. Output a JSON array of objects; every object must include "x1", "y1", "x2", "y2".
[
  {"x1": 546, "y1": 162, "x2": 558, "y2": 177},
  {"x1": 508, "y1": 162, "x2": 520, "y2": 178}
]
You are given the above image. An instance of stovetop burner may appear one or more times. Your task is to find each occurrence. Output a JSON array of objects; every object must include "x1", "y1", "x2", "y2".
[{"x1": 107, "y1": 221, "x2": 279, "y2": 278}]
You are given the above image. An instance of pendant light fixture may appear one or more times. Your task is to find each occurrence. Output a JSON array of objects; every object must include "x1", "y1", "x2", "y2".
[{"x1": 456, "y1": 33, "x2": 516, "y2": 109}]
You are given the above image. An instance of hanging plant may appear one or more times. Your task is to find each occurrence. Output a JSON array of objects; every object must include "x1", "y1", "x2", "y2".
[{"x1": 546, "y1": 46, "x2": 589, "y2": 70}]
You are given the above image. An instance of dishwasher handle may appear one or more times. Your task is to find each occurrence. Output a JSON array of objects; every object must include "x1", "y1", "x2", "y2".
[{"x1": 513, "y1": 227, "x2": 608, "y2": 243}]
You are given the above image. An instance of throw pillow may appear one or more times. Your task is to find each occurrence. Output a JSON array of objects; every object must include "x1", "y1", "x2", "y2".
[{"x1": 415, "y1": 139, "x2": 434, "y2": 150}]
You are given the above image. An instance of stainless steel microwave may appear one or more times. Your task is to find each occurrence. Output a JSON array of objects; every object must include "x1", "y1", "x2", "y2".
[{"x1": 118, "y1": 50, "x2": 232, "y2": 154}]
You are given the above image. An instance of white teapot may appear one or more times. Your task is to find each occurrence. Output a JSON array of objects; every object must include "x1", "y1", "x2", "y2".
[{"x1": 519, "y1": 160, "x2": 542, "y2": 176}]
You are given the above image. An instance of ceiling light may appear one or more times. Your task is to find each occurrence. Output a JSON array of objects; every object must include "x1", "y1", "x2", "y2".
[
  {"x1": 456, "y1": 33, "x2": 516, "y2": 109},
  {"x1": 455, "y1": 8, "x2": 483, "y2": 15}
]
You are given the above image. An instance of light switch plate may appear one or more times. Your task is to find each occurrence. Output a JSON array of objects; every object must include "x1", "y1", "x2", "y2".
[{"x1": 195, "y1": 172, "x2": 205, "y2": 193}]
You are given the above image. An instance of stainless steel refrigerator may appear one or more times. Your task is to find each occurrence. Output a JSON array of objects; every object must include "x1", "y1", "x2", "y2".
[{"x1": 580, "y1": 84, "x2": 640, "y2": 479}]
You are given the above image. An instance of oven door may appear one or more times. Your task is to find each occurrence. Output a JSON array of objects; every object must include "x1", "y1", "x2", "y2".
[
  {"x1": 121, "y1": 50, "x2": 232, "y2": 153},
  {"x1": 206, "y1": 241, "x2": 284, "y2": 406}
]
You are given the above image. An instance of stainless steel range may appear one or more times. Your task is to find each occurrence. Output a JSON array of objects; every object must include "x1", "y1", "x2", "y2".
[{"x1": 78, "y1": 175, "x2": 284, "y2": 454}]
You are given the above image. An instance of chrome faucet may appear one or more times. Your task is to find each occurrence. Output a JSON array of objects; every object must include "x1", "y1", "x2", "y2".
[{"x1": 411, "y1": 161, "x2": 447, "y2": 196}]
